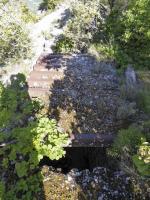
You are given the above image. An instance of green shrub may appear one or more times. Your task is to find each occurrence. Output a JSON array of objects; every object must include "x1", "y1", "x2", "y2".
[
  {"x1": 0, "y1": 22, "x2": 31, "y2": 64},
  {"x1": 105, "y1": 0, "x2": 150, "y2": 69},
  {"x1": 0, "y1": 74, "x2": 68, "y2": 199},
  {"x1": 88, "y1": 43, "x2": 115, "y2": 60}
]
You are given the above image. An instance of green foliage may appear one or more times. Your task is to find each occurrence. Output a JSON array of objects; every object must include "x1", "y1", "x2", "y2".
[
  {"x1": 4, "y1": 173, "x2": 43, "y2": 200},
  {"x1": 113, "y1": 126, "x2": 144, "y2": 154},
  {"x1": 39, "y1": 0, "x2": 61, "y2": 11},
  {"x1": 32, "y1": 117, "x2": 68, "y2": 160},
  {"x1": 89, "y1": 43, "x2": 115, "y2": 60},
  {"x1": 104, "y1": 0, "x2": 150, "y2": 68},
  {"x1": 0, "y1": 22, "x2": 31, "y2": 64},
  {"x1": 0, "y1": 74, "x2": 68, "y2": 199},
  {"x1": 0, "y1": 1, "x2": 31, "y2": 64}
]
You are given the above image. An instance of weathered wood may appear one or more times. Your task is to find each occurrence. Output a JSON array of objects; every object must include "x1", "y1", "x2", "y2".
[
  {"x1": 28, "y1": 87, "x2": 50, "y2": 97},
  {"x1": 65, "y1": 133, "x2": 115, "y2": 147},
  {"x1": 36, "y1": 53, "x2": 93, "y2": 64}
]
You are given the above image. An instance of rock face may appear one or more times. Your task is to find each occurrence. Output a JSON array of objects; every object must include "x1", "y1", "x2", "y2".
[{"x1": 28, "y1": 53, "x2": 122, "y2": 135}]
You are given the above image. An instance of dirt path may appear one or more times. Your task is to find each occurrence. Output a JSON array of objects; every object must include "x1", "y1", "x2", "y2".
[{"x1": 29, "y1": 1, "x2": 70, "y2": 60}]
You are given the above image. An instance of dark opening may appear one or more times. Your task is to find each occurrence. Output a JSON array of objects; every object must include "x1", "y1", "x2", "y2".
[{"x1": 39, "y1": 147, "x2": 107, "y2": 173}]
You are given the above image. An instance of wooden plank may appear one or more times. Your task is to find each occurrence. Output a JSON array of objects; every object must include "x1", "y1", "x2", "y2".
[
  {"x1": 36, "y1": 53, "x2": 95, "y2": 66},
  {"x1": 65, "y1": 133, "x2": 115, "y2": 147},
  {"x1": 28, "y1": 87, "x2": 50, "y2": 97},
  {"x1": 28, "y1": 80, "x2": 53, "y2": 88},
  {"x1": 0, "y1": 134, "x2": 115, "y2": 148}
]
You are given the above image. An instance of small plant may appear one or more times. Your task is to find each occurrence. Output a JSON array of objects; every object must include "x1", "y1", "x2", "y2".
[
  {"x1": 113, "y1": 126, "x2": 144, "y2": 154},
  {"x1": 0, "y1": 1, "x2": 31, "y2": 64}
]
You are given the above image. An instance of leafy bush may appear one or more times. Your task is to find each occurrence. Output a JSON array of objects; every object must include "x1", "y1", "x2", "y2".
[
  {"x1": 0, "y1": 74, "x2": 68, "y2": 199},
  {"x1": 54, "y1": 0, "x2": 102, "y2": 53},
  {"x1": 0, "y1": 1, "x2": 31, "y2": 64}
]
